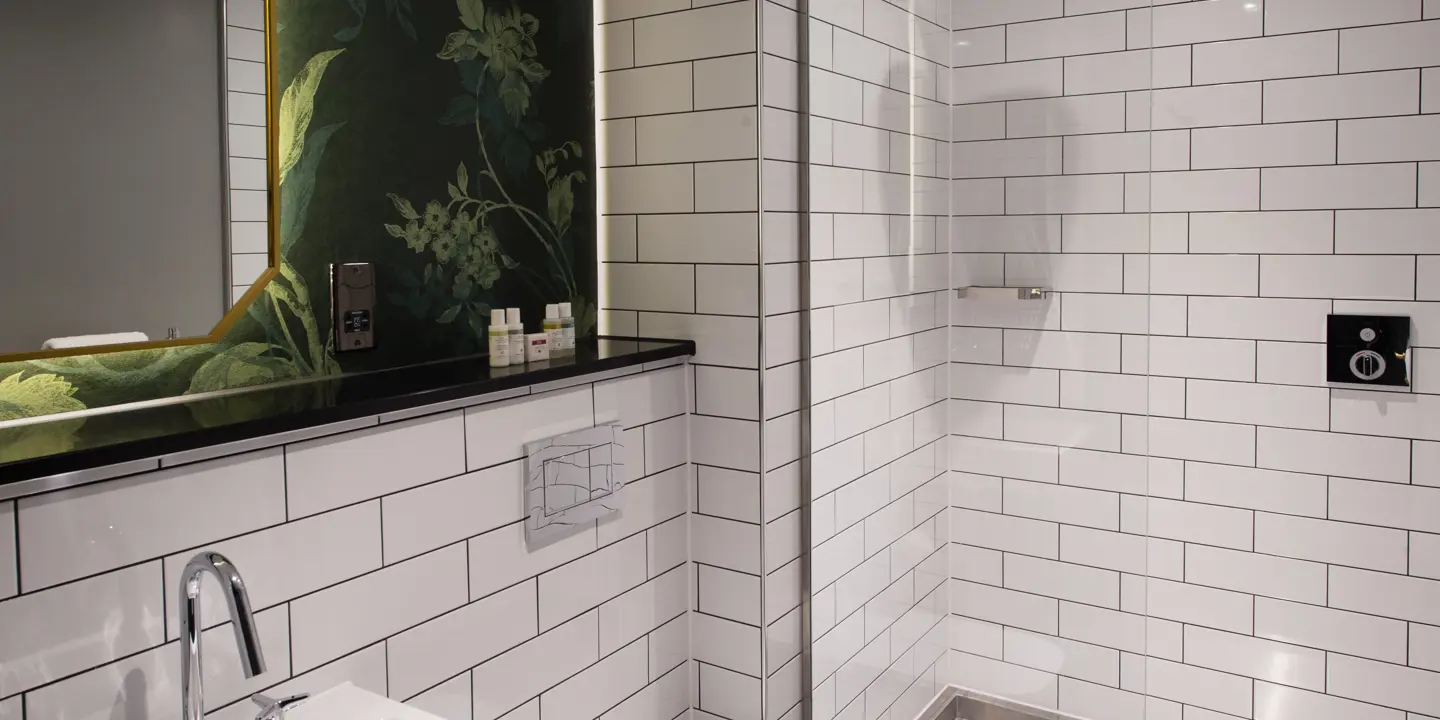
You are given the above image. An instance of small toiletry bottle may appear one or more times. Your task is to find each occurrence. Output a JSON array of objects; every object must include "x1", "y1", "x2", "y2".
[
  {"x1": 487, "y1": 309, "x2": 509, "y2": 367},
  {"x1": 526, "y1": 332, "x2": 550, "y2": 361},
  {"x1": 558, "y1": 302, "x2": 576, "y2": 357},
  {"x1": 543, "y1": 304, "x2": 563, "y2": 354},
  {"x1": 506, "y1": 308, "x2": 526, "y2": 365}
]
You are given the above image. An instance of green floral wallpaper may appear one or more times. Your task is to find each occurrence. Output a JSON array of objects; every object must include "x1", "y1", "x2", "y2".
[{"x1": 0, "y1": 0, "x2": 596, "y2": 440}]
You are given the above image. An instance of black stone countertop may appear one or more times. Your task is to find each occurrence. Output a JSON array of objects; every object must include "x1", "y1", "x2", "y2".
[{"x1": 0, "y1": 336, "x2": 694, "y2": 488}]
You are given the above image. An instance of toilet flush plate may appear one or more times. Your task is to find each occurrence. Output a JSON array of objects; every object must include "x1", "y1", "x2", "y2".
[{"x1": 283, "y1": 682, "x2": 449, "y2": 720}]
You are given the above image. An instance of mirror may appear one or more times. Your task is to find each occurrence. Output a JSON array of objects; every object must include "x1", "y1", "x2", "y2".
[{"x1": 0, "y1": 0, "x2": 275, "y2": 360}]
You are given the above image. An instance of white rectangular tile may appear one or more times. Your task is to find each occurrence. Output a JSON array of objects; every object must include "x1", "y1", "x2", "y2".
[
  {"x1": 1334, "y1": 390, "x2": 1440, "y2": 442},
  {"x1": 950, "y1": 436, "x2": 1059, "y2": 484},
  {"x1": 952, "y1": 60, "x2": 1064, "y2": 104},
  {"x1": 1329, "y1": 565, "x2": 1440, "y2": 625},
  {"x1": 1255, "y1": 596, "x2": 1408, "y2": 664},
  {"x1": 1146, "y1": 657, "x2": 1253, "y2": 718},
  {"x1": 162, "y1": 502, "x2": 380, "y2": 637},
  {"x1": 287, "y1": 412, "x2": 464, "y2": 518},
  {"x1": 1185, "y1": 463, "x2": 1326, "y2": 517},
  {"x1": 1340, "y1": 115, "x2": 1440, "y2": 164},
  {"x1": 1187, "y1": 543, "x2": 1327, "y2": 604},
  {"x1": 1004, "y1": 628, "x2": 1119, "y2": 687},
  {"x1": 1007, "y1": 94, "x2": 1127, "y2": 138},
  {"x1": 1264, "y1": 163, "x2": 1419, "y2": 210},
  {"x1": 1259, "y1": 427, "x2": 1411, "y2": 483},
  {"x1": 1147, "y1": 577, "x2": 1253, "y2": 634},
  {"x1": 948, "y1": 651, "x2": 1058, "y2": 710},
  {"x1": 1184, "y1": 625, "x2": 1324, "y2": 691},
  {"x1": 539, "y1": 534, "x2": 647, "y2": 630},
  {"x1": 953, "y1": 138, "x2": 1063, "y2": 179},
  {"x1": 1257, "y1": 511, "x2": 1408, "y2": 573},
  {"x1": 1193, "y1": 31, "x2": 1338, "y2": 84},
  {"x1": 1007, "y1": 12, "x2": 1126, "y2": 62},
  {"x1": 1191, "y1": 210, "x2": 1334, "y2": 254},
  {"x1": 1148, "y1": 417, "x2": 1256, "y2": 466},
  {"x1": 1266, "y1": 0, "x2": 1420, "y2": 33},
  {"x1": 387, "y1": 581, "x2": 538, "y2": 700},
  {"x1": 1151, "y1": 0, "x2": 1263, "y2": 47},
  {"x1": 542, "y1": 638, "x2": 648, "y2": 720},
  {"x1": 1192, "y1": 121, "x2": 1336, "y2": 170},
  {"x1": 290, "y1": 542, "x2": 466, "y2": 672},
  {"x1": 24, "y1": 605, "x2": 289, "y2": 720},
  {"x1": 0, "y1": 563, "x2": 164, "y2": 698},
  {"x1": 18, "y1": 449, "x2": 285, "y2": 590},
  {"x1": 382, "y1": 462, "x2": 521, "y2": 564},
  {"x1": 1006, "y1": 254, "x2": 1124, "y2": 294},
  {"x1": 1004, "y1": 329, "x2": 1121, "y2": 373},
  {"x1": 1148, "y1": 83, "x2": 1263, "y2": 130},
  {"x1": 472, "y1": 611, "x2": 600, "y2": 720},
  {"x1": 1186, "y1": 379, "x2": 1330, "y2": 431},
  {"x1": 1005, "y1": 554, "x2": 1119, "y2": 609},
  {"x1": 1264, "y1": 69, "x2": 1420, "y2": 122},
  {"x1": 1340, "y1": 19, "x2": 1440, "y2": 72},
  {"x1": 1004, "y1": 405, "x2": 1121, "y2": 453},
  {"x1": 1254, "y1": 681, "x2": 1405, "y2": 720},
  {"x1": 1188, "y1": 296, "x2": 1331, "y2": 342},
  {"x1": 1330, "y1": 476, "x2": 1440, "y2": 533},
  {"x1": 953, "y1": 580, "x2": 1059, "y2": 635},
  {"x1": 1149, "y1": 336, "x2": 1256, "y2": 382},
  {"x1": 1006, "y1": 175, "x2": 1126, "y2": 215},
  {"x1": 1004, "y1": 479, "x2": 1120, "y2": 531},
  {"x1": 1151, "y1": 170, "x2": 1259, "y2": 212},
  {"x1": 1146, "y1": 497, "x2": 1253, "y2": 550},
  {"x1": 1328, "y1": 652, "x2": 1440, "y2": 717},
  {"x1": 954, "y1": 0, "x2": 1063, "y2": 30}
]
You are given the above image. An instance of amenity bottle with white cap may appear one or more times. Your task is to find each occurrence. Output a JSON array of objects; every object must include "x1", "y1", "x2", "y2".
[
  {"x1": 506, "y1": 308, "x2": 526, "y2": 365},
  {"x1": 487, "y1": 309, "x2": 509, "y2": 368},
  {"x1": 543, "y1": 304, "x2": 563, "y2": 355},
  {"x1": 558, "y1": 302, "x2": 575, "y2": 357}
]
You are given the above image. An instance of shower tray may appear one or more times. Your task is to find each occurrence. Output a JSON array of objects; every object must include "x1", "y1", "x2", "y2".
[{"x1": 916, "y1": 687, "x2": 1088, "y2": 720}]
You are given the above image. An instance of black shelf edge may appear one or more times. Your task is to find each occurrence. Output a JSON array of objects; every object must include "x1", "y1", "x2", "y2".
[{"x1": 0, "y1": 336, "x2": 695, "y2": 490}]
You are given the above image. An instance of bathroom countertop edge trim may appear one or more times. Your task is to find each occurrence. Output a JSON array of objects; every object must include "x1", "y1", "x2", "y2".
[{"x1": 0, "y1": 336, "x2": 695, "y2": 497}]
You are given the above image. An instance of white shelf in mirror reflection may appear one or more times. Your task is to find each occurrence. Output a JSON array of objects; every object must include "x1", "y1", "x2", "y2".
[
  {"x1": 955, "y1": 286, "x2": 1051, "y2": 301},
  {"x1": 283, "y1": 683, "x2": 450, "y2": 720}
]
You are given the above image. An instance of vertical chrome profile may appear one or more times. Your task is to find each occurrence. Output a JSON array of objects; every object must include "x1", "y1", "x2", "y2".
[
  {"x1": 217, "y1": 0, "x2": 234, "y2": 312},
  {"x1": 755, "y1": 0, "x2": 769, "y2": 716},
  {"x1": 796, "y1": 0, "x2": 813, "y2": 715}
]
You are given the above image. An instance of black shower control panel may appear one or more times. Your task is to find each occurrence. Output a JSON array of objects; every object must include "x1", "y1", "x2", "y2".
[{"x1": 1327, "y1": 314, "x2": 1409, "y2": 387}]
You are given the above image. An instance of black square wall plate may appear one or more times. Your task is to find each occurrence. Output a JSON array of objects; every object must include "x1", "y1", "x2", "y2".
[{"x1": 1327, "y1": 314, "x2": 1410, "y2": 387}]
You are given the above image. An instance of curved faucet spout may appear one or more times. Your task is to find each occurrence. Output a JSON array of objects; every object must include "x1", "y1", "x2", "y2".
[{"x1": 180, "y1": 551, "x2": 266, "y2": 720}]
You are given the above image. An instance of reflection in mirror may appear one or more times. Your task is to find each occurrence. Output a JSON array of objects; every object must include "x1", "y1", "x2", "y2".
[{"x1": 0, "y1": 0, "x2": 273, "y2": 358}]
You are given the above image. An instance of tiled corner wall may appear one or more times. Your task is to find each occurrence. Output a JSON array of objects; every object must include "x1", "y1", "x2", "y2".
[
  {"x1": 946, "y1": 1, "x2": 1440, "y2": 720},
  {"x1": 596, "y1": 2, "x2": 808, "y2": 719},
  {"x1": 0, "y1": 362, "x2": 690, "y2": 720},
  {"x1": 226, "y1": 0, "x2": 271, "y2": 303},
  {"x1": 803, "y1": 1, "x2": 953, "y2": 719}
]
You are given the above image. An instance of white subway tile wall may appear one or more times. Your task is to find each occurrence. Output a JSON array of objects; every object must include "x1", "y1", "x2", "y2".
[
  {"x1": 948, "y1": 2, "x2": 1440, "y2": 720},
  {"x1": 599, "y1": 2, "x2": 807, "y2": 718},
  {"x1": 0, "y1": 367, "x2": 690, "y2": 720},
  {"x1": 227, "y1": 0, "x2": 270, "y2": 302},
  {"x1": 806, "y1": 1, "x2": 952, "y2": 719}
]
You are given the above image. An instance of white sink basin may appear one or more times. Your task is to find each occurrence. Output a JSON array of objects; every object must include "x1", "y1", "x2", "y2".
[{"x1": 282, "y1": 683, "x2": 449, "y2": 720}]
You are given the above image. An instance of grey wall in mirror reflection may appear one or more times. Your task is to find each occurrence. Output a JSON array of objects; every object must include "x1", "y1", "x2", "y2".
[{"x1": 0, "y1": 0, "x2": 236, "y2": 353}]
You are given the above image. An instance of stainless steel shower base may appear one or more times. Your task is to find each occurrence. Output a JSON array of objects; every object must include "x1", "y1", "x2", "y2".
[{"x1": 916, "y1": 687, "x2": 1088, "y2": 720}]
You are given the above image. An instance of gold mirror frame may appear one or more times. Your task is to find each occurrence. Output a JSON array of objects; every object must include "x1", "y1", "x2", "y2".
[{"x1": 2, "y1": 0, "x2": 279, "y2": 363}]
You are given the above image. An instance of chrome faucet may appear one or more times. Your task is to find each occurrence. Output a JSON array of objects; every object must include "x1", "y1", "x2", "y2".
[{"x1": 180, "y1": 551, "x2": 266, "y2": 720}]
